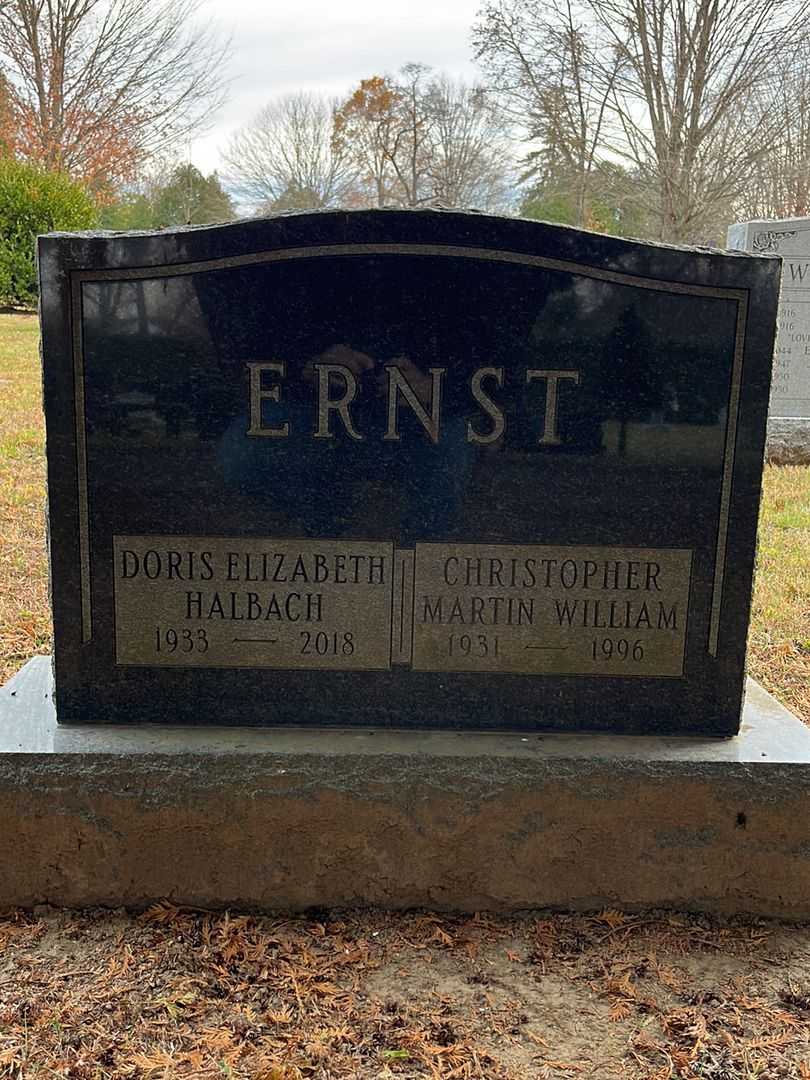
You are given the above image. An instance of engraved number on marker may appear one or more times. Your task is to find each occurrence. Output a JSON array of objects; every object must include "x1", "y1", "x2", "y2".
[
  {"x1": 591, "y1": 638, "x2": 644, "y2": 661},
  {"x1": 447, "y1": 633, "x2": 500, "y2": 659},
  {"x1": 155, "y1": 627, "x2": 209, "y2": 653},
  {"x1": 300, "y1": 630, "x2": 355, "y2": 656}
]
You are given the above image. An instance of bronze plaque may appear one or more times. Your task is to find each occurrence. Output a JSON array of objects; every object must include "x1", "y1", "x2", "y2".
[
  {"x1": 114, "y1": 536, "x2": 394, "y2": 670},
  {"x1": 411, "y1": 544, "x2": 692, "y2": 677}
]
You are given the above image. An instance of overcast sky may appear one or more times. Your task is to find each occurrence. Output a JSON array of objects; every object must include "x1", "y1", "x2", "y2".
[{"x1": 189, "y1": 0, "x2": 482, "y2": 174}]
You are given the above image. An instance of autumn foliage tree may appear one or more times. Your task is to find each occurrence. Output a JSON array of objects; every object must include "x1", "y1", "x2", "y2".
[
  {"x1": 0, "y1": 72, "x2": 16, "y2": 156},
  {"x1": 333, "y1": 65, "x2": 513, "y2": 210},
  {"x1": 0, "y1": 0, "x2": 228, "y2": 198},
  {"x1": 333, "y1": 74, "x2": 413, "y2": 207}
]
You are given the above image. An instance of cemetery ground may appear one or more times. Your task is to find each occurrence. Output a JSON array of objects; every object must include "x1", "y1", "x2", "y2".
[{"x1": 1, "y1": 309, "x2": 810, "y2": 1077}]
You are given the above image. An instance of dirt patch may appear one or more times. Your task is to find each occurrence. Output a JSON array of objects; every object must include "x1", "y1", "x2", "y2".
[{"x1": 0, "y1": 906, "x2": 808, "y2": 1077}]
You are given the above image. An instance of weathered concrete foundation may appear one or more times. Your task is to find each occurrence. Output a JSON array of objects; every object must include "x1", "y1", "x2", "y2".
[
  {"x1": 766, "y1": 417, "x2": 810, "y2": 465},
  {"x1": 2, "y1": 657, "x2": 810, "y2": 917}
]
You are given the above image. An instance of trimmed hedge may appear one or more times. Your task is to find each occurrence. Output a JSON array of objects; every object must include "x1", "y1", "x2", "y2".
[{"x1": 0, "y1": 159, "x2": 96, "y2": 306}]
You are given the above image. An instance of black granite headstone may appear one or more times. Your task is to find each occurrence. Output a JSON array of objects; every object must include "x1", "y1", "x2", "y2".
[{"x1": 38, "y1": 210, "x2": 780, "y2": 733}]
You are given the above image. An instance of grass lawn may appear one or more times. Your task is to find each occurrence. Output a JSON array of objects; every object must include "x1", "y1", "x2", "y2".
[
  {"x1": 0, "y1": 313, "x2": 49, "y2": 684},
  {"x1": 1, "y1": 311, "x2": 808, "y2": 720}
]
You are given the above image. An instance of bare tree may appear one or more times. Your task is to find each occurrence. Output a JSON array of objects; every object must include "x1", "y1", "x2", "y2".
[
  {"x1": 424, "y1": 75, "x2": 514, "y2": 211},
  {"x1": 592, "y1": 0, "x2": 810, "y2": 241},
  {"x1": 475, "y1": 0, "x2": 810, "y2": 242},
  {"x1": 734, "y1": 55, "x2": 810, "y2": 221},
  {"x1": 0, "y1": 0, "x2": 229, "y2": 192},
  {"x1": 474, "y1": 0, "x2": 619, "y2": 227},
  {"x1": 223, "y1": 93, "x2": 358, "y2": 212},
  {"x1": 384, "y1": 62, "x2": 434, "y2": 207}
]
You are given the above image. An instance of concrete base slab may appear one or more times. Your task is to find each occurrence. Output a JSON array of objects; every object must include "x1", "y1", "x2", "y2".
[
  {"x1": 2, "y1": 657, "x2": 810, "y2": 917},
  {"x1": 766, "y1": 417, "x2": 810, "y2": 465}
]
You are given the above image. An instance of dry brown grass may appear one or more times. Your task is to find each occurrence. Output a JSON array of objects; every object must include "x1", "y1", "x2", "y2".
[
  {"x1": 0, "y1": 312, "x2": 808, "y2": 721},
  {"x1": 749, "y1": 466, "x2": 810, "y2": 721},
  {"x1": 0, "y1": 313, "x2": 49, "y2": 682},
  {"x1": 0, "y1": 905, "x2": 808, "y2": 1079}
]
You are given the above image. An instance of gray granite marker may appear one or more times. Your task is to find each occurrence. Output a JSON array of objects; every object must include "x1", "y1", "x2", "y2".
[{"x1": 728, "y1": 217, "x2": 810, "y2": 463}]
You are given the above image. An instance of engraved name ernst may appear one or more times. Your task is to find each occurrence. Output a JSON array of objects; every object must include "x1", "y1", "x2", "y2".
[{"x1": 246, "y1": 360, "x2": 581, "y2": 446}]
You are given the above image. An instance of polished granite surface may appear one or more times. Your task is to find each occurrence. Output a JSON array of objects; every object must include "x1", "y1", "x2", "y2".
[{"x1": 38, "y1": 210, "x2": 780, "y2": 732}]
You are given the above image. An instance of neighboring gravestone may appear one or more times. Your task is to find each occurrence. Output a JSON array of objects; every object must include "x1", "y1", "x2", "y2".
[
  {"x1": 38, "y1": 210, "x2": 780, "y2": 734},
  {"x1": 728, "y1": 217, "x2": 810, "y2": 463}
]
